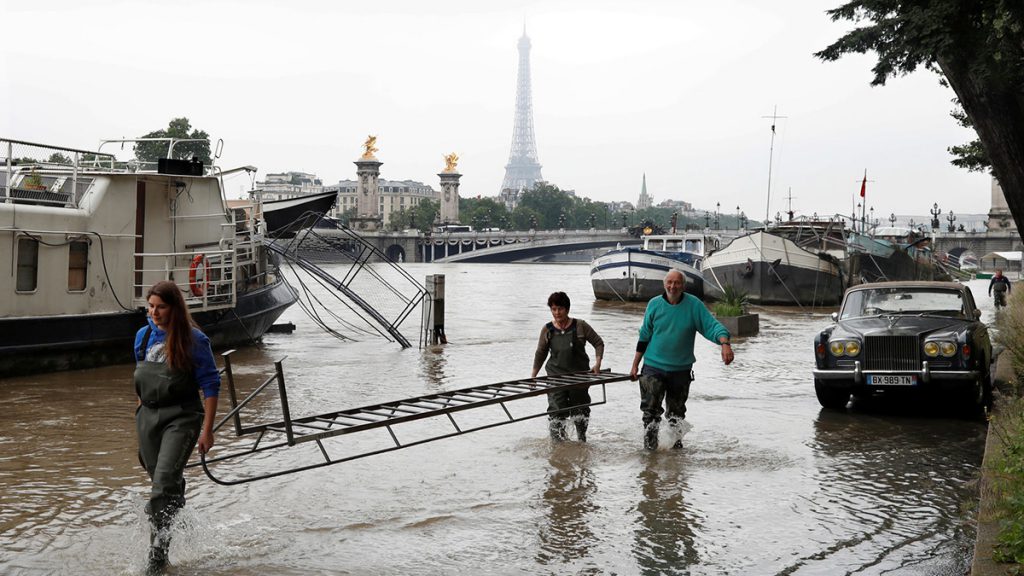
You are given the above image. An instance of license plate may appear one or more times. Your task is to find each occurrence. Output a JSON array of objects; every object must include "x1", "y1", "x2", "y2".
[{"x1": 867, "y1": 374, "x2": 917, "y2": 386}]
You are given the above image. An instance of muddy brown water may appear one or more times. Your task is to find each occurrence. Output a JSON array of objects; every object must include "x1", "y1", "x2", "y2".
[{"x1": 0, "y1": 266, "x2": 994, "y2": 575}]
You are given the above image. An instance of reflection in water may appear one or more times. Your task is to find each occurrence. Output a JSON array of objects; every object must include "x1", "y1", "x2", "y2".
[
  {"x1": 788, "y1": 409, "x2": 984, "y2": 574},
  {"x1": 536, "y1": 444, "x2": 598, "y2": 569},
  {"x1": 632, "y1": 454, "x2": 701, "y2": 576},
  {"x1": 418, "y1": 345, "x2": 449, "y2": 388}
]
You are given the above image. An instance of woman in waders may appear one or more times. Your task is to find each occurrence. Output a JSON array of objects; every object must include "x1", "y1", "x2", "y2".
[
  {"x1": 135, "y1": 280, "x2": 220, "y2": 574},
  {"x1": 531, "y1": 291, "x2": 604, "y2": 442}
]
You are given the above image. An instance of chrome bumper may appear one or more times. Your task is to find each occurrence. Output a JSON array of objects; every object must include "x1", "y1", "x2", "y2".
[{"x1": 812, "y1": 360, "x2": 981, "y2": 384}]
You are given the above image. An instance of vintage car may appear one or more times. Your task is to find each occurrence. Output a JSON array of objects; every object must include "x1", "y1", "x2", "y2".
[{"x1": 812, "y1": 281, "x2": 993, "y2": 413}]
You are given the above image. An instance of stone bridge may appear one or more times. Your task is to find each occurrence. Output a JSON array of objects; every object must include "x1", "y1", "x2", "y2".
[
  {"x1": 932, "y1": 230, "x2": 1022, "y2": 264},
  {"x1": 420, "y1": 229, "x2": 640, "y2": 263},
  {"x1": 295, "y1": 228, "x2": 641, "y2": 263}
]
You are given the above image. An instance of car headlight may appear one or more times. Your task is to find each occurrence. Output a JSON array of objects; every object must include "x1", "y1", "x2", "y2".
[
  {"x1": 828, "y1": 339, "x2": 861, "y2": 357},
  {"x1": 925, "y1": 341, "x2": 957, "y2": 357},
  {"x1": 829, "y1": 341, "x2": 845, "y2": 356}
]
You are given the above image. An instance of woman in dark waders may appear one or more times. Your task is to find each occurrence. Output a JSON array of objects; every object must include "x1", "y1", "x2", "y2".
[
  {"x1": 531, "y1": 292, "x2": 604, "y2": 442},
  {"x1": 134, "y1": 281, "x2": 220, "y2": 574}
]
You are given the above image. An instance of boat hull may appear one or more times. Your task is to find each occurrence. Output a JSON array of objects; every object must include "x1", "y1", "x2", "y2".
[
  {"x1": 0, "y1": 278, "x2": 296, "y2": 377},
  {"x1": 263, "y1": 191, "x2": 338, "y2": 238},
  {"x1": 847, "y1": 251, "x2": 950, "y2": 285},
  {"x1": 590, "y1": 248, "x2": 704, "y2": 301},
  {"x1": 702, "y1": 232, "x2": 844, "y2": 306}
]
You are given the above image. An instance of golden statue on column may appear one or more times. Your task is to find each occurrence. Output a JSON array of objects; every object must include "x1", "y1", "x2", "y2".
[
  {"x1": 361, "y1": 135, "x2": 379, "y2": 159},
  {"x1": 443, "y1": 152, "x2": 459, "y2": 173}
]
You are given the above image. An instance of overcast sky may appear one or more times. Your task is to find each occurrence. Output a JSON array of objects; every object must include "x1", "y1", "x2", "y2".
[{"x1": 1, "y1": 0, "x2": 993, "y2": 220}]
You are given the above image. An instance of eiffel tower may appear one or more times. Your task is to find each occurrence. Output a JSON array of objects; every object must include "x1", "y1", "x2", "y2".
[{"x1": 500, "y1": 28, "x2": 543, "y2": 195}]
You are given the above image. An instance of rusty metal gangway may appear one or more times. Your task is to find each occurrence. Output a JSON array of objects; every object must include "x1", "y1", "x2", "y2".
[{"x1": 192, "y1": 352, "x2": 632, "y2": 485}]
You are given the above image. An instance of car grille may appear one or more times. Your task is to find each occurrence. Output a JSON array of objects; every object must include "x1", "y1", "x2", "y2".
[{"x1": 864, "y1": 336, "x2": 919, "y2": 371}]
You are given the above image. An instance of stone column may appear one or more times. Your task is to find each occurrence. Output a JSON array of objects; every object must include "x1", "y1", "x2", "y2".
[
  {"x1": 438, "y1": 171, "x2": 461, "y2": 225},
  {"x1": 988, "y1": 177, "x2": 1016, "y2": 233},
  {"x1": 351, "y1": 157, "x2": 383, "y2": 232}
]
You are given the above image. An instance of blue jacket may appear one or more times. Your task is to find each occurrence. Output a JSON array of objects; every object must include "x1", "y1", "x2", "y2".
[
  {"x1": 134, "y1": 318, "x2": 221, "y2": 398},
  {"x1": 638, "y1": 293, "x2": 731, "y2": 372}
]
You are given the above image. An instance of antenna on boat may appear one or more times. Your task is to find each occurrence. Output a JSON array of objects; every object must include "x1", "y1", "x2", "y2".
[
  {"x1": 785, "y1": 187, "x2": 795, "y2": 222},
  {"x1": 762, "y1": 105, "x2": 787, "y2": 226}
]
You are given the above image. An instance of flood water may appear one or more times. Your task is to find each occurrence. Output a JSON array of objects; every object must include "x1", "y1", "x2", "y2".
[{"x1": 0, "y1": 266, "x2": 994, "y2": 575}]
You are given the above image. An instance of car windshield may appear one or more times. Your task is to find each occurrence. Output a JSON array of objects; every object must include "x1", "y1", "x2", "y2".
[{"x1": 841, "y1": 287, "x2": 965, "y2": 319}]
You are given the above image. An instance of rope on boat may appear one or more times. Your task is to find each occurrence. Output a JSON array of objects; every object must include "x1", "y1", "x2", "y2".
[{"x1": 749, "y1": 234, "x2": 808, "y2": 314}]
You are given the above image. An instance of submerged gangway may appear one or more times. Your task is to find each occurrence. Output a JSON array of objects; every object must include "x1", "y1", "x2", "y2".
[{"x1": 191, "y1": 351, "x2": 631, "y2": 485}]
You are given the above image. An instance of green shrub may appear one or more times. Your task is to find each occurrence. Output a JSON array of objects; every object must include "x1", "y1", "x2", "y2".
[
  {"x1": 714, "y1": 284, "x2": 749, "y2": 317},
  {"x1": 712, "y1": 302, "x2": 743, "y2": 317},
  {"x1": 992, "y1": 290, "x2": 1024, "y2": 571},
  {"x1": 995, "y1": 288, "x2": 1024, "y2": 395},
  {"x1": 989, "y1": 396, "x2": 1024, "y2": 569}
]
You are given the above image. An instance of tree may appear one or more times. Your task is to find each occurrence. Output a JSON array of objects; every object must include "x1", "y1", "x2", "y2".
[
  {"x1": 134, "y1": 117, "x2": 212, "y2": 164},
  {"x1": 816, "y1": 1, "x2": 1024, "y2": 230},
  {"x1": 459, "y1": 196, "x2": 509, "y2": 229},
  {"x1": 517, "y1": 183, "x2": 576, "y2": 229},
  {"x1": 389, "y1": 199, "x2": 439, "y2": 232}
]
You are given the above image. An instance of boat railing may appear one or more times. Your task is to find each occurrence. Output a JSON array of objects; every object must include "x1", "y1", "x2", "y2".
[
  {"x1": 1, "y1": 138, "x2": 115, "y2": 207},
  {"x1": 0, "y1": 138, "x2": 223, "y2": 208},
  {"x1": 132, "y1": 248, "x2": 238, "y2": 312}
]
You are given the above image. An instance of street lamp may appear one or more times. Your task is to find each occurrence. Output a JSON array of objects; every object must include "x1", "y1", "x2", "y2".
[
  {"x1": 947, "y1": 210, "x2": 956, "y2": 233},
  {"x1": 714, "y1": 202, "x2": 720, "y2": 230},
  {"x1": 930, "y1": 203, "x2": 941, "y2": 230},
  {"x1": 736, "y1": 205, "x2": 741, "y2": 230},
  {"x1": 704, "y1": 211, "x2": 711, "y2": 229},
  {"x1": 889, "y1": 212, "x2": 897, "y2": 226}
]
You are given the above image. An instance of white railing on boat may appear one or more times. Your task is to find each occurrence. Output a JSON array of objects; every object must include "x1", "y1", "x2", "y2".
[
  {"x1": 1, "y1": 137, "x2": 223, "y2": 208},
  {"x1": 1, "y1": 138, "x2": 116, "y2": 208},
  {"x1": 133, "y1": 248, "x2": 237, "y2": 312}
]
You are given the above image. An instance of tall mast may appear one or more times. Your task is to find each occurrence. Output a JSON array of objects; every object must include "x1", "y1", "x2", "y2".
[{"x1": 762, "y1": 106, "x2": 787, "y2": 226}]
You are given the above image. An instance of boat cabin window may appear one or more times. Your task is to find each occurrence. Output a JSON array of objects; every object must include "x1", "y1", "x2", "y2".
[
  {"x1": 68, "y1": 241, "x2": 88, "y2": 291},
  {"x1": 16, "y1": 237, "x2": 39, "y2": 292},
  {"x1": 685, "y1": 239, "x2": 702, "y2": 253}
]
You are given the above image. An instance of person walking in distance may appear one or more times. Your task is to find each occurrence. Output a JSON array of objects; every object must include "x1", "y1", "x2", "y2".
[
  {"x1": 134, "y1": 280, "x2": 220, "y2": 574},
  {"x1": 989, "y1": 268, "x2": 1012, "y2": 309},
  {"x1": 629, "y1": 270, "x2": 734, "y2": 450},
  {"x1": 532, "y1": 291, "x2": 604, "y2": 442}
]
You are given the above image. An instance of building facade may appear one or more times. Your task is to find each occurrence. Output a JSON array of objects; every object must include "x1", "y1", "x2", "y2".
[
  {"x1": 326, "y1": 179, "x2": 439, "y2": 227},
  {"x1": 257, "y1": 171, "x2": 324, "y2": 201}
]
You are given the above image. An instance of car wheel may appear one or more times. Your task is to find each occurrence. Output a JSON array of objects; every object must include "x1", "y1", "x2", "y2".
[
  {"x1": 815, "y1": 379, "x2": 850, "y2": 410},
  {"x1": 964, "y1": 373, "x2": 993, "y2": 420}
]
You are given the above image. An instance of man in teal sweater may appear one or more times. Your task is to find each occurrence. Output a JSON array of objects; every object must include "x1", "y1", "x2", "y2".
[{"x1": 629, "y1": 270, "x2": 734, "y2": 449}]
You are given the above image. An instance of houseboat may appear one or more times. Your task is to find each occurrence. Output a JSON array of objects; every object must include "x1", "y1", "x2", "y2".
[{"x1": 0, "y1": 137, "x2": 296, "y2": 376}]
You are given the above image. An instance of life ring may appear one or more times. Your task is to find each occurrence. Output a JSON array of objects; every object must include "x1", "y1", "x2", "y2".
[{"x1": 188, "y1": 254, "x2": 210, "y2": 296}]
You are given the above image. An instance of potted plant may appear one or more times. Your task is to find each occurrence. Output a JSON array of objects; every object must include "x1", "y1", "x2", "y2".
[
  {"x1": 712, "y1": 284, "x2": 759, "y2": 336},
  {"x1": 22, "y1": 172, "x2": 46, "y2": 191}
]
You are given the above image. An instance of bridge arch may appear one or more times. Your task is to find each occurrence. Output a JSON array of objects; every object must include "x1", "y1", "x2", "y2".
[{"x1": 385, "y1": 244, "x2": 406, "y2": 263}]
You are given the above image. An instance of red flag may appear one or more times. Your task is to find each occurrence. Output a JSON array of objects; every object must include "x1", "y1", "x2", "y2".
[{"x1": 859, "y1": 174, "x2": 866, "y2": 198}]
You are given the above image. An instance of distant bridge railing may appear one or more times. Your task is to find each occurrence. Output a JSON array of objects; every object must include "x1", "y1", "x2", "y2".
[{"x1": 419, "y1": 228, "x2": 641, "y2": 263}]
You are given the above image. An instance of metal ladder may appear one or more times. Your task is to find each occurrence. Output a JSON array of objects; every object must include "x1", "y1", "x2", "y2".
[{"x1": 192, "y1": 351, "x2": 632, "y2": 485}]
